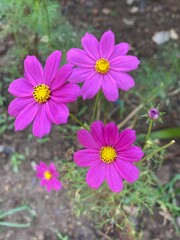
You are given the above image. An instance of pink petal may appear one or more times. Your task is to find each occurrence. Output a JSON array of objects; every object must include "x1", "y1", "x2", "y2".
[
  {"x1": 106, "y1": 164, "x2": 123, "y2": 192},
  {"x1": 24, "y1": 56, "x2": 44, "y2": 85},
  {"x1": 14, "y1": 102, "x2": 38, "y2": 131},
  {"x1": 68, "y1": 67, "x2": 95, "y2": 84},
  {"x1": 66, "y1": 48, "x2": 95, "y2": 67},
  {"x1": 36, "y1": 162, "x2": 47, "y2": 176},
  {"x1": 81, "y1": 73, "x2": 102, "y2": 100},
  {"x1": 110, "y1": 71, "x2": 135, "y2": 91},
  {"x1": 8, "y1": 98, "x2": 34, "y2": 117},
  {"x1": 99, "y1": 30, "x2": 115, "y2": 59},
  {"x1": 104, "y1": 122, "x2": 119, "y2": 146},
  {"x1": 32, "y1": 104, "x2": 52, "y2": 138},
  {"x1": 118, "y1": 146, "x2": 144, "y2": 162},
  {"x1": 49, "y1": 163, "x2": 59, "y2": 176},
  {"x1": 111, "y1": 56, "x2": 140, "y2": 72},
  {"x1": 74, "y1": 149, "x2": 101, "y2": 167},
  {"x1": 81, "y1": 32, "x2": 100, "y2": 60},
  {"x1": 40, "y1": 179, "x2": 52, "y2": 192},
  {"x1": 77, "y1": 129, "x2": 101, "y2": 149},
  {"x1": 51, "y1": 178, "x2": 62, "y2": 191},
  {"x1": 38, "y1": 161, "x2": 47, "y2": 170},
  {"x1": 40, "y1": 178, "x2": 48, "y2": 187},
  {"x1": 90, "y1": 120, "x2": 106, "y2": 146},
  {"x1": 102, "y1": 74, "x2": 119, "y2": 102},
  {"x1": 115, "y1": 160, "x2": 140, "y2": 183},
  {"x1": 50, "y1": 63, "x2": 74, "y2": 91},
  {"x1": 44, "y1": 50, "x2": 62, "y2": 85},
  {"x1": 115, "y1": 129, "x2": 136, "y2": 150},
  {"x1": 8, "y1": 78, "x2": 33, "y2": 98},
  {"x1": 109, "y1": 42, "x2": 130, "y2": 60},
  {"x1": 51, "y1": 83, "x2": 80, "y2": 103},
  {"x1": 86, "y1": 162, "x2": 106, "y2": 189},
  {"x1": 46, "y1": 100, "x2": 69, "y2": 125}
]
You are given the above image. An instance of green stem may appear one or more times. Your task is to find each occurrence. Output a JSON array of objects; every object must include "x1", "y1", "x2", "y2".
[
  {"x1": 43, "y1": 0, "x2": 51, "y2": 42},
  {"x1": 142, "y1": 140, "x2": 175, "y2": 162},
  {"x1": 90, "y1": 91, "x2": 100, "y2": 124},
  {"x1": 70, "y1": 113, "x2": 89, "y2": 130},
  {"x1": 143, "y1": 120, "x2": 153, "y2": 149}
]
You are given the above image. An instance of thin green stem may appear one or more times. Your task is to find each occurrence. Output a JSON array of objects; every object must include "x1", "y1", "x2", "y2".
[
  {"x1": 43, "y1": 0, "x2": 51, "y2": 42},
  {"x1": 70, "y1": 113, "x2": 89, "y2": 130},
  {"x1": 142, "y1": 140, "x2": 175, "y2": 162},
  {"x1": 0, "y1": 222, "x2": 30, "y2": 228},
  {"x1": 91, "y1": 91, "x2": 100, "y2": 124},
  {"x1": 143, "y1": 120, "x2": 153, "y2": 150}
]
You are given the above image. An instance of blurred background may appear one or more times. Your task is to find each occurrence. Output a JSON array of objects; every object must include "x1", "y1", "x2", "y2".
[{"x1": 0, "y1": 0, "x2": 179, "y2": 239}]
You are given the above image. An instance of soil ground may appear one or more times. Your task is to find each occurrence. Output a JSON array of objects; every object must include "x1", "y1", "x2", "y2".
[{"x1": 0, "y1": 0, "x2": 180, "y2": 239}]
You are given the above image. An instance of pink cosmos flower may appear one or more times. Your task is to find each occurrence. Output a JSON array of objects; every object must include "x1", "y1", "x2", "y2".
[
  {"x1": 36, "y1": 161, "x2": 62, "y2": 192},
  {"x1": 8, "y1": 50, "x2": 80, "y2": 138},
  {"x1": 74, "y1": 120, "x2": 144, "y2": 193},
  {"x1": 67, "y1": 30, "x2": 140, "y2": 102}
]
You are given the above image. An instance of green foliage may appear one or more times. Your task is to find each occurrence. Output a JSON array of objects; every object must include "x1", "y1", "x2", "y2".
[
  {"x1": 134, "y1": 45, "x2": 180, "y2": 101},
  {"x1": 0, "y1": 114, "x2": 14, "y2": 134},
  {"x1": 10, "y1": 152, "x2": 25, "y2": 173},
  {"x1": 0, "y1": 205, "x2": 36, "y2": 228},
  {"x1": 155, "y1": 174, "x2": 180, "y2": 235},
  {"x1": 151, "y1": 128, "x2": 180, "y2": 139},
  {"x1": 138, "y1": 128, "x2": 180, "y2": 141},
  {"x1": 0, "y1": 0, "x2": 83, "y2": 77},
  {"x1": 61, "y1": 140, "x2": 179, "y2": 237},
  {"x1": 54, "y1": 229, "x2": 69, "y2": 240},
  {"x1": 61, "y1": 148, "x2": 160, "y2": 230}
]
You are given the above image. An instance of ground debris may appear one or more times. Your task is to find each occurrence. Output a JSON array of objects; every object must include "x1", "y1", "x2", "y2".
[
  {"x1": 152, "y1": 31, "x2": 170, "y2": 45},
  {"x1": 0, "y1": 145, "x2": 15, "y2": 154}
]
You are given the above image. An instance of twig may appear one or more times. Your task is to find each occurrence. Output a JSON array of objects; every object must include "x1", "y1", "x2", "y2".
[{"x1": 96, "y1": 230, "x2": 113, "y2": 240}]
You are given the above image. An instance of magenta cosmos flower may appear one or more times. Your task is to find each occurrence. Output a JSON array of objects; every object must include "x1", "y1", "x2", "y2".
[
  {"x1": 36, "y1": 161, "x2": 62, "y2": 192},
  {"x1": 8, "y1": 50, "x2": 80, "y2": 138},
  {"x1": 67, "y1": 30, "x2": 140, "y2": 102},
  {"x1": 74, "y1": 121, "x2": 144, "y2": 193}
]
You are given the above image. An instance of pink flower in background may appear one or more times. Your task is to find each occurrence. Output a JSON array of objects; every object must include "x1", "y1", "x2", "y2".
[
  {"x1": 74, "y1": 120, "x2": 144, "y2": 193},
  {"x1": 36, "y1": 162, "x2": 62, "y2": 192},
  {"x1": 8, "y1": 50, "x2": 80, "y2": 138},
  {"x1": 67, "y1": 30, "x2": 140, "y2": 102}
]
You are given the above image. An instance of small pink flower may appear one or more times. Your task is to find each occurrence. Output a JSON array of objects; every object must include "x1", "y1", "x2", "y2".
[
  {"x1": 67, "y1": 30, "x2": 140, "y2": 102},
  {"x1": 36, "y1": 162, "x2": 62, "y2": 192},
  {"x1": 74, "y1": 121, "x2": 144, "y2": 193},
  {"x1": 8, "y1": 50, "x2": 80, "y2": 138}
]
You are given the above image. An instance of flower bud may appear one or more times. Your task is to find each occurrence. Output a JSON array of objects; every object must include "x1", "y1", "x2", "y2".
[{"x1": 148, "y1": 108, "x2": 159, "y2": 120}]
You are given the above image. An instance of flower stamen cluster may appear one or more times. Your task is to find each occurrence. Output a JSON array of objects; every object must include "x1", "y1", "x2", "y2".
[
  {"x1": 100, "y1": 146, "x2": 117, "y2": 163},
  {"x1": 33, "y1": 84, "x2": 50, "y2": 103},
  {"x1": 95, "y1": 58, "x2": 110, "y2": 74}
]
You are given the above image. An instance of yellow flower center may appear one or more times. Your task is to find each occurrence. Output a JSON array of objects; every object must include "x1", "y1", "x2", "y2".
[
  {"x1": 33, "y1": 84, "x2": 50, "y2": 103},
  {"x1": 100, "y1": 146, "x2": 117, "y2": 164},
  {"x1": 95, "y1": 58, "x2": 110, "y2": 74},
  {"x1": 44, "y1": 171, "x2": 52, "y2": 180}
]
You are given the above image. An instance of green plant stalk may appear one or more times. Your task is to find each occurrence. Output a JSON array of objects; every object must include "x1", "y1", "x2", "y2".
[
  {"x1": 142, "y1": 140, "x2": 175, "y2": 161},
  {"x1": 0, "y1": 206, "x2": 31, "y2": 219},
  {"x1": 70, "y1": 113, "x2": 89, "y2": 130},
  {"x1": 91, "y1": 91, "x2": 100, "y2": 124},
  {"x1": 0, "y1": 221, "x2": 30, "y2": 228},
  {"x1": 42, "y1": 0, "x2": 51, "y2": 42},
  {"x1": 143, "y1": 120, "x2": 153, "y2": 150}
]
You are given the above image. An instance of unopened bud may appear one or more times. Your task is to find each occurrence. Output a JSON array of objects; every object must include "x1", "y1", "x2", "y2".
[{"x1": 148, "y1": 108, "x2": 159, "y2": 120}]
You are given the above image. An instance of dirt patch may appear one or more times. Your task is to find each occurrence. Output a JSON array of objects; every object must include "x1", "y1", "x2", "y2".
[{"x1": 61, "y1": 0, "x2": 180, "y2": 57}]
